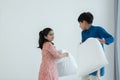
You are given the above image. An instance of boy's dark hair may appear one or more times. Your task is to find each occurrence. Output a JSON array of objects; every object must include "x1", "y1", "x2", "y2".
[{"x1": 78, "y1": 12, "x2": 94, "y2": 24}]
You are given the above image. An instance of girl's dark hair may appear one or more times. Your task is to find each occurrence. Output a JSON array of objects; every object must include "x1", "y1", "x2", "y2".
[
  {"x1": 78, "y1": 12, "x2": 94, "y2": 24},
  {"x1": 37, "y1": 28, "x2": 53, "y2": 49}
]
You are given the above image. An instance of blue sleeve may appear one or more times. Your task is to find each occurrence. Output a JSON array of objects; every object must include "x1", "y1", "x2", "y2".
[
  {"x1": 81, "y1": 31, "x2": 85, "y2": 42},
  {"x1": 98, "y1": 27, "x2": 114, "y2": 45}
]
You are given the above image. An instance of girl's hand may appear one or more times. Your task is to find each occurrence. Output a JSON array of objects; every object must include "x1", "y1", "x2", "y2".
[
  {"x1": 58, "y1": 52, "x2": 69, "y2": 58},
  {"x1": 63, "y1": 52, "x2": 69, "y2": 57},
  {"x1": 97, "y1": 38, "x2": 106, "y2": 44}
]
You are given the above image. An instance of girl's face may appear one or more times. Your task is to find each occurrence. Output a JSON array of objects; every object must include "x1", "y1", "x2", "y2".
[{"x1": 44, "y1": 30, "x2": 54, "y2": 41}]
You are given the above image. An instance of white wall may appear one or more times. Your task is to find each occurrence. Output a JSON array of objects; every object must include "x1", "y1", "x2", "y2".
[{"x1": 0, "y1": 0, "x2": 114, "y2": 80}]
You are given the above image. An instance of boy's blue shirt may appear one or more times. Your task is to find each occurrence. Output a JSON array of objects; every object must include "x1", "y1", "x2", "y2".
[{"x1": 81, "y1": 25, "x2": 114, "y2": 76}]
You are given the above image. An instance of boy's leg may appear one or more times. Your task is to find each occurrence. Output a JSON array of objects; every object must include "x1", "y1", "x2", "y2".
[
  {"x1": 81, "y1": 69, "x2": 104, "y2": 80},
  {"x1": 96, "y1": 70, "x2": 101, "y2": 80},
  {"x1": 88, "y1": 70, "x2": 98, "y2": 80},
  {"x1": 88, "y1": 70, "x2": 101, "y2": 80}
]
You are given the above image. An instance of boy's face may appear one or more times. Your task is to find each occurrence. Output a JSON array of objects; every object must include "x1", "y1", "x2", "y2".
[
  {"x1": 79, "y1": 21, "x2": 86, "y2": 30},
  {"x1": 79, "y1": 20, "x2": 89, "y2": 30}
]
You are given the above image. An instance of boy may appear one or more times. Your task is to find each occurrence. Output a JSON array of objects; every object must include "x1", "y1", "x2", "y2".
[{"x1": 78, "y1": 12, "x2": 114, "y2": 80}]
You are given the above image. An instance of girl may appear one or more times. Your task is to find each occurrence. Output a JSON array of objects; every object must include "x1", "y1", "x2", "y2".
[
  {"x1": 38, "y1": 28, "x2": 68, "y2": 80},
  {"x1": 77, "y1": 12, "x2": 114, "y2": 80}
]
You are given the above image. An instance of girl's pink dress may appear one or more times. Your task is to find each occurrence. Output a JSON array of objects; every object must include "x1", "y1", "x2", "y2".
[{"x1": 38, "y1": 42, "x2": 60, "y2": 80}]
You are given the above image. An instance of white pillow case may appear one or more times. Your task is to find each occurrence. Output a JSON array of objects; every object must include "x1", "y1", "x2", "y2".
[
  {"x1": 77, "y1": 38, "x2": 108, "y2": 77},
  {"x1": 57, "y1": 50, "x2": 78, "y2": 77}
]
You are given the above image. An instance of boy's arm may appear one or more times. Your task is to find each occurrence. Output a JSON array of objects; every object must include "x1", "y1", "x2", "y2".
[{"x1": 98, "y1": 27, "x2": 114, "y2": 45}]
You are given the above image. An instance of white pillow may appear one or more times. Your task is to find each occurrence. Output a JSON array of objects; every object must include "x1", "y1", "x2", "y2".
[
  {"x1": 56, "y1": 50, "x2": 78, "y2": 77},
  {"x1": 77, "y1": 38, "x2": 108, "y2": 77}
]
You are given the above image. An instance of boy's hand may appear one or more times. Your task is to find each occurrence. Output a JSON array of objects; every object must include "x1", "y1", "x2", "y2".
[{"x1": 97, "y1": 38, "x2": 106, "y2": 44}]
